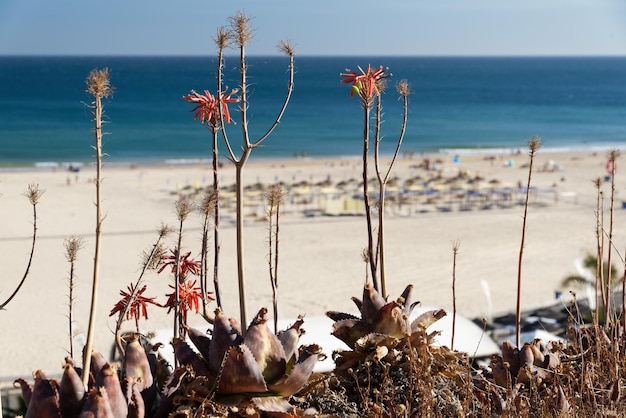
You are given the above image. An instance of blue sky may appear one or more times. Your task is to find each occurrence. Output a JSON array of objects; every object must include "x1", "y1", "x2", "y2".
[{"x1": 1, "y1": 0, "x2": 625, "y2": 56}]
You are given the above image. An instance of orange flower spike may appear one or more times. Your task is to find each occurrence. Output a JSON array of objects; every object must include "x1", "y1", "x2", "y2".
[
  {"x1": 340, "y1": 66, "x2": 367, "y2": 97},
  {"x1": 158, "y1": 249, "x2": 201, "y2": 278},
  {"x1": 219, "y1": 88, "x2": 239, "y2": 124},
  {"x1": 184, "y1": 88, "x2": 238, "y2": 125},
  {"x1": 341, "y1": 64, "x2": 390, "y2": 98},
  {"x1": 183, "y1": 90, "x2": 216, "y2": 123},
  {"x1": 109, "y1": 283, "x2": 160, "y2": 330},
  {"x1": 164, "y1": 280, "x2": 213, "y2": 321}
]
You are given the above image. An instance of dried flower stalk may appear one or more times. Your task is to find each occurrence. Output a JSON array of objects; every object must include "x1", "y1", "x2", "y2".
[{"x1": 515, "y1": 136, "x2": 541, "y2": 347}]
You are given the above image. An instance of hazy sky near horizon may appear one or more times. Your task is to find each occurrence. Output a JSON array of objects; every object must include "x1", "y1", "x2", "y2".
[{"x1": 1, "y1": 1, "x2": 625, "y2": 56}]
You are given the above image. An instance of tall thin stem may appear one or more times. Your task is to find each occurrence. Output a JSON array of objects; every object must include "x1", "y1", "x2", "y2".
[
  {"x1": 451, "y1": 240, "x2": 460, "y2": 351},
  {"x1": 593, "y1": 178, "x2": 604, "y2": 325},
  {"x1": 82, "y1": 67, "x2": 112, "y2": 389},
  {"x1": 64, "y1": 236, "x2": 83, "y2": 359},
  {"x1": 515, "y1": 136, "x2": 540, "y2": 347},
  {"x1": 605, "y1": 150, "x2": 619, "y2": 326},
  {"x1": 222, "y1": 14, "x2": 294, "y2": 332},
  {"x1": 361, "y1": 103, "x2": 377, "y2": 288},
  {"x1": 211, "y1": 129, "x2": 222, "y2": 309},
  {"x1": 599, "y1": 190, "x2": 607, "y2": 319},
  {"x1": 210, "y1": 35, "x2": 226, "y2": 311},
  {"x1": 234, "y1": 158, "x2": 249, "y2": 332},
  {"x1": 0, "y1": 185, "x2": 42, "y2": 311},
  {"x1": 373, "y1": 80, "x2": 409, "y2": 298}
]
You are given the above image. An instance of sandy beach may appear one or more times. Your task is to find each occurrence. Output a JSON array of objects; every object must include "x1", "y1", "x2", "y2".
[{"x1": 0, "y1": 149, "x2": 624, "y2": 381}]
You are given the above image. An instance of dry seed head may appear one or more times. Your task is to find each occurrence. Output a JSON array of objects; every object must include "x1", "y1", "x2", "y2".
[
  {"x1": 396, "y1": 79, "x2": 411, "y2": 97},
  {"x1": 86, "y1": 68, "x2": 114, "y2": 98},
  {"x1": 214, "y1": 26, "x2": 231, "y2": 50},
  {"x1": 157, "y1": 222, "x2": 172, "y2": 238},
  {"x1": 24, "y1": 183, "x2": 44, "y2": 205},
  {"x1": 199, "y1": 190, "x2": 218, "y2": 217},
  {"x1": 175, "y1": 197, "x2": 193, "y2": 222},
  {"x1": 64, "y1": 236, "x2": 85, "y2": 263},
  {"x1": 278, "y1": 39, "x2": 294, "y2": 56},
  {"x1": 593, "y1": 177, "x2": 602, "y2": 189},
  {"x1": 374, "y1": 78, "x2": 387, "y2": 94},
  {"x1": 608, "y1": 148, "x2": 620, "y2": 162},
  {"x1": 266, "y1": 185, "x2": 286, "y2": 208},
  {"x1": 229, "y1": 12, "x2": 253, "y2": 47},
  {"x1": 527, "y1": 135, "x2": 542, "y2": 156}
]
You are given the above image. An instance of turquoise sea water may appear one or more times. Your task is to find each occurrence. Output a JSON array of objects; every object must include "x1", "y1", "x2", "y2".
[{"x1": 1, "y1": 56, "x2": 626, "y2": 166}]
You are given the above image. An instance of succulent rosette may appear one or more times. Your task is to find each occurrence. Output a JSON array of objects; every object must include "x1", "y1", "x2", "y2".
[
  {"x1": 326, "y1": 284, "x2": 447, "y2": 372},
  {"x1": 170, "y1": 307, "x2": 323, "y2": 412},
  {"x1": 490, "y1": 339, "x2": 562, "y2": 387}
]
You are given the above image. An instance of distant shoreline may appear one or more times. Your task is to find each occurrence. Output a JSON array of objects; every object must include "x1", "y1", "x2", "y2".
[{"x1": 0, "y1": 143, "x2": 620, "y2": 173}]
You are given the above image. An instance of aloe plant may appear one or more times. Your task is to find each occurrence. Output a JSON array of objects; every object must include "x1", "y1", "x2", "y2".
[
  {"x1": 170, "y1": 307, "x2": 322, "y2": 410},
  {"x1": 491, "y1": 339, "x2": 562, "y2": 388},
  {"x1": 18, "y1": 336, "x2": 163, "y2": 418},
  {"x1": 326, "y1": 283, "x2": 446, "y2": 373}
]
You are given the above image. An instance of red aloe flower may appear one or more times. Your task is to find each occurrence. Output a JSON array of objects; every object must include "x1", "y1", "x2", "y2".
[
  {"x1": 218, "y1": 89, "x2": 239, "y2": 124},
  {"x1": 340, "y1": 65, "x2": 390, "y2": 98},
  {"x1": 109, "y1": 283, "x2": 161, "y2": 331},
  {"x1": 158, "y1": 249, "x2": 201, "y2": 279},
  {"x1": 183, "y1": 89, "x2": 216, "y2": 123},
  {"x1": 164, "y1": 280, "x2": 213, "y2": 324},
  {"x1": 183, "y1": 88, "x2": 239, "y2": 125}
]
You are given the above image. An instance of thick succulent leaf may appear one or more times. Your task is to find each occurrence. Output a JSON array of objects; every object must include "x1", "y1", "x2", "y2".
[
  {"x1": 277, "y1": 316, "x2": 304, "y2": 363},
  {"x1": 209, "y1": 308, "x2": 243, "y2": 375},
  {"x1": 491, "y1": 357, "x2": 508, "y2": 388},
  {"x1": 268, "y1": 344, "x2": 322, "y2": 397},
  {"x1": 95, "y1": 363, "x2": 128, "y2": 418},
  {"x1": 59, "y1": 357, "x2": 85, "y2": 418},
  {"x1": 360, "y1": 284, "x2": 386, "y2": 321},
  {"x1": 355, "y1": 333, "x2": 400, "y2": 353},
  {"x1": 25, "y1": 370, "x2": 61, "y2": 418},
  {"x1": 501, "y1": 341, "x2": 520, "y2": 375},
  {"x1": 185, "y1": 324, "x2": 212, "y2": 361},
  {"x1": 14, "y1": 377, "x2": 32, "y2": 406},
  {"x1": 126, "y1": 378, "x2": 146, "y2": 418},
  {"x1": 326, "y1": 310, "x2": 359, "y2": 322},
  {"x1": 543, "y1": 351, "x2": 561, "y2": 370},
  {"x1": 398, "y1": 284, "x2": 417, "y2": 315},
  {"x1": 528, "y1": 342, "x2": 545, "y2": 367},
  {"x1": 124, "y1": 335, "x2": 153, "y2": 391},
  {"x1": 217, "y1": 345, "x2": 268, "y2": 394},
  {"x1": 332, "y1": 349, "x2": 367, "y2": 374},
  {"x1": 87, "y1": 347, "x2": 107, "y2": 377},
  {"x1": 518, "y1": 343, "x2": 535, "y2": 369},
  {"x1": 244, "y1": 308, "x2": 287, "y2": 384},
  {"x1": 351, "y1": 296, "x2": 363, "y2": 313},
  {"x1": 79, "y1": 387, "x2": 114, "y2": 418},
  {"x1": 331, "y1": 318, "x2": 373, "y2": 348},
  {"x1": 410, "y1": 309, "x2": 446, "y2": 333},
  {"x1": 147, "y1": 343, "x2": 170, "y2": 391},
  {"x1": 252, "y1": 396, "x2": 297, "y2": 416},
  {"x1": 373, "y1": 301, "x2": 410, "y2": 338},
  {"x1": 172, "y1": 338, "x2": 213, "y2": 378},
  {"x1": 229, "y1": 316, "x2": 243, "y2": 335},
  {"x1": 160, "y1": 367, "x2": 188, "y2": 398}
]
